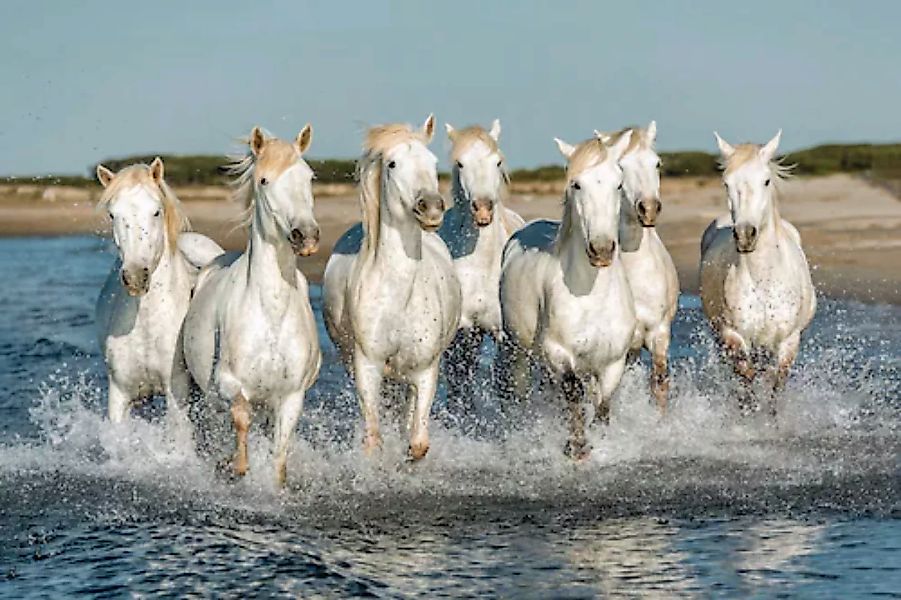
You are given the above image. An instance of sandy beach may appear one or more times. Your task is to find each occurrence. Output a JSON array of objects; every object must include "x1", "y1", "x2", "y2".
[{"x1": 2, "y1": 174, "x2": 899, "y2": 303}]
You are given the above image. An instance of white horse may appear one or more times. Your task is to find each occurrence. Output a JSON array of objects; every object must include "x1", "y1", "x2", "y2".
[
  {"x1": 178, "y1": 125, "x2": 321, "y2": 487},
  {"x1": 499, "y1": 132, "x2": 636, "y2": 459},
  {"x1": 437, "y1": 119, "x2": 524, "y2": 406},
  {"x1": 596, "y1": 122, "x2": 679, "y2": 413},
  {"x1": 700, "y1": 130, "x2": 816, "y2": 411},
  {"x1": 95, "y1": 158, "x2": 223, "y2": 423},
  {"x1": 322, "y1": 115, "x2": 461, "y2": 460}
]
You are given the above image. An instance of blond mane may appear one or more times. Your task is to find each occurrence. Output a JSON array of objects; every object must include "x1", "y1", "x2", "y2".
[
  {"x1": 356, "y1": 123, "x2": 428, "y2": 253},
  {"x1": 449, "y1": 126, "x2": 500, "y2": 161},
  {"x1": 721, "y1": 143, "x2": 794, "y2": 180},
  {"x1": 601, "y1": 125, "x2": 654, "y2": 156},
  {"x1": 97, "y1": 164, "x2": 189, "y2": 252}
]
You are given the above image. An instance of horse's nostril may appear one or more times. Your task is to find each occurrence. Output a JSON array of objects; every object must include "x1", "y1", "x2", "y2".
[
  {"x1": 637, "y1": 203, "x2": 647, "y2": 216},
  {"x1": 290, "y1": 228, "x2": 303, "y2": 243},
  {"x1": 656, "y1": 200, "x2": 662, "y2": 214},
  {"x1": 417, "y1": 199, "x2": 428, "y2": 212},
  {"x1": 750, "y1": 226, "x2": 758, "y2": 239}
]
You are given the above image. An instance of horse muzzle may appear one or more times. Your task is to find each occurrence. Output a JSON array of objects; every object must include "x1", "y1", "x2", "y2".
[
  {"x1": 120, "y1": 267, "x2": 150, "y2": 296},
  {"x1": 733, "y1": 223, "x2": 758, "y2": 253},
  {"x1": 637, "y1": 198, "x2": 662, "y2": 227},
  {"x1": 289, "y1": 226, "x2": 320, "y2": 257},
  {"x1": 414, "y1": 191, "x2": 446, "y2": 232},
  {"x1": 587, "y1": 240, "x2": 616, "y2": 268},
  {"x1": 471, "y1": 199, "x2": 495, "y2": 227}
]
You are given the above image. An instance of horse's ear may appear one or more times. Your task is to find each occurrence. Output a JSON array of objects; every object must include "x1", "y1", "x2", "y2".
[
  {"x1": 594, "y1": 130, "x2": 612, "y2": 145},
  {"x1": 608, "y1": 129, "x2": 633, "y2": 161},
  {"x1": 296, "y1": 123, "x2": 313, "y2": 155},
  {"x1": 760, "y1": 129, "x2": 782, "y2": 162},
  {"x1": 150, "y1": 157, "x2": 164, "y2": 184},
  {"x1": 249, "y1": 126, "x2": 266, "y2": 156},
  {"x1": 714, "y1": 131, "x2": 735, "y2": 158},
  {"x1": 444, "y1": 122, "x2": 456, "y2": 141},
  {"x1": 96, "y1": 164, "x2": 115, "y2": 188},
  {"x1": 554, "y1": 137, "x2": 575, "y2": 159},
  {"x1": 422, "y1": 114, "x2": 436, "y2": 143},
  {"x1": 647, "y1": 120, "x2": 657, "y2": 143},
  {"x1": 489, "y1": 118, "x2": 501, "y2": 142}
]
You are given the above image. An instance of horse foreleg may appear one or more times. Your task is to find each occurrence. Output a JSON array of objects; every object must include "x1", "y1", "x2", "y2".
[
  {"x1": 495, "y1": 335, "x2": 532, "y2": 409},
  {"x1": 273, "y1": 391, "x2": 304, "y2": 488},
  {"x1": 230, "y1": 391, "x2": 251, "y2": 477},
  {"x1": 770, "y1": 332, "x2": 801, "y2": 417},
  {"x1": 444, "y1": 328, "x2": 482, "y2": 412},
  {"x1": 354, "y1": 350, "x2": 383, "y2": 456},
  {"x1": 648, "y1": 326, "x2": 671, "y2": 416},
  {"x1": 408, "y1": 365, "x2": 439, "y2": 461},
  {"x1": 108, "y1": 376, "x2": 131, "y2": 423},
  {"x1": 723, "y1": 330, "x2": 756, "y2": 381},
  {"x1": 562, "y1": 372, "x2": 588, "y2": 461},
  {"x1": 723, "y1": 329, "x2": 757, "y2": 413},
  {"x1": 594, "y1": 357, "x2": 627, "y2": 427}
]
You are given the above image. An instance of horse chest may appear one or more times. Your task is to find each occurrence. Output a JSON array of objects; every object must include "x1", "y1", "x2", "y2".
[
  {"x1": 223, "y1": 289, "x2": 317, "y2": 388},
  {"x1": 356, "y1": 275, "x2": 450, "y2": 367},
  {"x1": 106, "y1": 286, "x2": 189, "y2": 393},
  {"x1": 725, "y1": 263, "x2": 805, "y2": 346},
  {"x1": 541, "y1": 284, "x2": 634, "y2": 371},
  {"x1": 455, "y1": 246, "x2": 503, "y2": 330},
  {"x1": 621, "y1": 242, "x2": 673, "y2": 328}
]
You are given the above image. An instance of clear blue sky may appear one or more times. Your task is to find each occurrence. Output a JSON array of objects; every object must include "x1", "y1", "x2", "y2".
[{"x1": 1, "y1": 0, "x2": 899, "y2": 175}]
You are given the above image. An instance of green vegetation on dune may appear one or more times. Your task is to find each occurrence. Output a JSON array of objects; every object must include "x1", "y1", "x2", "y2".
[{"x1": 3, "y1": 143, "x2": 901, "y2": 188}]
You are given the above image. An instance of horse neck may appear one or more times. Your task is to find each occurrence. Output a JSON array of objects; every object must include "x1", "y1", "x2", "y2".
[
  {"x1": 147, "y1": 238, "x2": 191, "y2": 293},
  {"x1": 366, "y1": 185, "x2": 425, "y2": 273},
  {"x1": 246, "y1": 193, "x2": 298, "y2": 288},
  {"x1": 618, "y1": 194, "x2": 646, "y2": 253},
  {"x1": 555, "y1": 204, "x2": 621, "y2": 293},
  {"x1": 737, "y1": 190, "x2": 786, "y2": 271}
]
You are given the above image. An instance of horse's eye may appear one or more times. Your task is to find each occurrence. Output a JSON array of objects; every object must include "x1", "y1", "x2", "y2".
[
  {"x1": 572, "y1": 181, "x2": 581, "y2": 191},
  {"x1": 259, "y1": 177, "x2": 268, "y2": 186},
  {"x1": 497, "y1": 160, "x2": 503, "y2": 168},
  {"x1": 108, "y1": 212, "x2": 114, "y2": 220},
  {"x1": 656, "y1": 161, "x2": 662, "y2": 169},
  {"x1": 387, "y1": 160, "x2": 396, "y2": 169},
  {"x1": 764, "y1": 178, "x2": 771, "y2": 187},
  {"x1": 153, "y1": 209, "x2": 161, "y2": 217},
  {"x1": 724, "y1": 182, "x2": 729, "y2": 189},
  {"x1": 456, "y1": 161, "x2": 463, "y2": 169},
  {"x1": 618, "y1": 182, "x2": 623, "y2": 190}
]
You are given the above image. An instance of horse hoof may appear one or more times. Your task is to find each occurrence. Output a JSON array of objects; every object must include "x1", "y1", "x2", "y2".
[
  {"x1": 362, "y1": 438, "x2": 383, "y2": 458},
  {"x1": 564, "y1": 441, "x2": 591, "y2": 463},
  {"x1": 407, "y1": 442, "x2": 429, "y2": 462},
  {"x1": 215, "y1": 456, "x2": 248, "y2": 480}
]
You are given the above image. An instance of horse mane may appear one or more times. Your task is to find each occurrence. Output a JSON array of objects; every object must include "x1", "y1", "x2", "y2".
[
  {"x1": 557, "y1": 138, "x2": 612, "y2": 247},
  {"x1": 722, "y1": 143, "x2": 794, "y2": 181},
  {"x1": 97, "y1": 164, "x2": 189, "y2": 252},
  {"x1": 449, "y1": 126, "x2": 500, "y2": 161},
  {"x1": 356, "y1": 123, "x2": 428, "y2": 253},
  {"x1": 224, "y1": 129, "x2": 303, "y2": 230},
  {"x1": 601, "y1": 125, "x2": 654, "y2": 156}
]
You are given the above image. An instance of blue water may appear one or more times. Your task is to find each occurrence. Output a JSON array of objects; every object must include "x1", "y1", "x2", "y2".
[{"x1": 0, "y1": 235, "x2": 898, "y2": 598}]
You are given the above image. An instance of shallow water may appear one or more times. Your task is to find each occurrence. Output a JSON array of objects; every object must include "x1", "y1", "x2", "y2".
[{"x1": 0, "y1": 235, "x2": 898, "y2": 598}]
